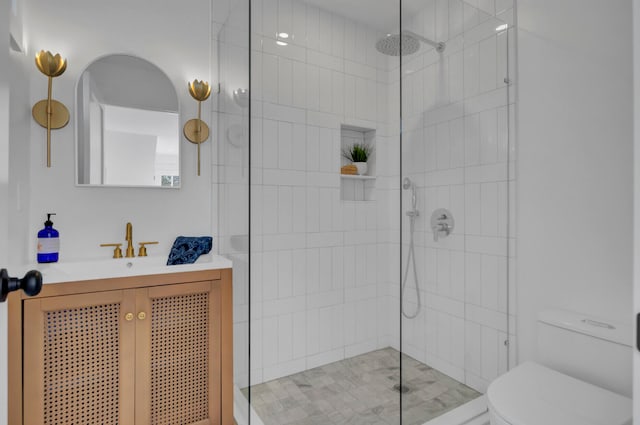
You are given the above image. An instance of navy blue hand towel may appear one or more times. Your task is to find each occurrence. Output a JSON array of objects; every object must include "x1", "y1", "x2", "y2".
[{"x1": 166, "y1": 236, "x2": 213, "y2": 265}]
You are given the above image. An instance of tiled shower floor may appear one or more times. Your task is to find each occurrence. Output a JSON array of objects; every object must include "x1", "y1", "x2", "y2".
[{"x1": 242, "y1": 348, "x2": 481, "y2": 425}]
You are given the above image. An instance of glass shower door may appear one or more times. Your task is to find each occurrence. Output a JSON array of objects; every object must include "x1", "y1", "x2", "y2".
[
  {"x1": 244, "y1": 0, "x2": 404, "y2": 424},
  {"x1": 213, "y1": 0, "x2": 251, "y2": 423},
  {"x1": 216, "y1": 0, "x2": 516, "y2": 422},
  {"x1": 399, "y1": 1, "x2": 515, "y2": 423}
]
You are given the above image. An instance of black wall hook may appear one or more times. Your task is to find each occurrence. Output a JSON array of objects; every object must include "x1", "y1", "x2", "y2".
[{"x1": 0, "y1": 269, "x2": 43, "y2": 302}]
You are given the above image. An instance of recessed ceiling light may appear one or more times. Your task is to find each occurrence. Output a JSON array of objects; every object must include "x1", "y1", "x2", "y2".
[
  {"x1": 276, "y1": 40, "x2": 288, "y2": 46},
  {"x1": 496, "y1": 24, "x2": 508, "y2": 32},
  {"x1": 278, "y1": 32, "x2": 289, "y2": 39}
]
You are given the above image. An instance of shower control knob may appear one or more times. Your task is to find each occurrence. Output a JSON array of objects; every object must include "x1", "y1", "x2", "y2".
[{"x1": 430, "y1": 208, "x2": 454, "y2": 242}]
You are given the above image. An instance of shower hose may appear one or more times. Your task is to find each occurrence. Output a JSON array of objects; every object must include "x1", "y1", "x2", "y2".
[{"x1": 402, "y1": 212, "x2": 421, "y2": 319}]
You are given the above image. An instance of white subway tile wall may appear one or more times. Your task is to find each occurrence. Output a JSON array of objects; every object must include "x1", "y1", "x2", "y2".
[
  {"x1": 399, "y1": 0, "x2": 516, "y2": 394},
  {"x1": 214, "y1": 0, "x2": 516, "y2": 395}
]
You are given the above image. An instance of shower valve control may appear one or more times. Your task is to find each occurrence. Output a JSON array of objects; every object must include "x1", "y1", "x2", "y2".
[{"x1": 430, "y1": 208, "x2": 454, "y2": 242}]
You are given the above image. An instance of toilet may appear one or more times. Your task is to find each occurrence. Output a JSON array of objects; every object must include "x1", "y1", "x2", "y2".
[{"x1": 487, "y1": 310, "x2": 633, "y2": 425}]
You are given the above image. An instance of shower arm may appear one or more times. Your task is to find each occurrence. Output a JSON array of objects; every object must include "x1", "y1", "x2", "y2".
[{"x1": 402, "y1": 30, "x2": 446, "y2": 52}]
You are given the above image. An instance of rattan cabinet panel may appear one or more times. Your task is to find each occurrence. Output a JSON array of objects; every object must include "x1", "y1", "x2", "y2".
[{"x1": 24, "y1": 290, "x2": 136, "y2": 425}]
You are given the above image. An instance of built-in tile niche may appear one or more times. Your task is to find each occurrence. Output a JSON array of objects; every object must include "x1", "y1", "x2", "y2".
[{"x1": 340, "y1": 124, "x2": 376, "y2": 201}]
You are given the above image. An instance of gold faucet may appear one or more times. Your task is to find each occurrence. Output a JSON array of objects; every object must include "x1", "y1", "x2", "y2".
[
  {"x1": 101, "y1": 222, "x2": 158, "y2": 258},
  {"x1": 125, "y1": 222, "x2": 135, "y2": 258}
]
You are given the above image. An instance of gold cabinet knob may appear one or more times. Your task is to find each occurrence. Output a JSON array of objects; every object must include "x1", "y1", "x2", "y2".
[
  {"x1": 138, "y1": 312, "x2": 146, "y2": 320},
  {"x1": 125, "y1": 313, "x2": 134, "y2": 321}
]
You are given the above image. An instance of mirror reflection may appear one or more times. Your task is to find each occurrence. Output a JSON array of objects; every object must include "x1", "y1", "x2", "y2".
[{"x1": 76, "y1": 54, "x2": 180, "y2": 188}]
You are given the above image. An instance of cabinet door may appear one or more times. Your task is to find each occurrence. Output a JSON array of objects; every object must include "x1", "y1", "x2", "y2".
[
  {"x1": 135, "y1": 281, "x2": 221, "y2": 425},
  {"x1": 23, "y1": 289, "x2": 137, "y2": 425}
]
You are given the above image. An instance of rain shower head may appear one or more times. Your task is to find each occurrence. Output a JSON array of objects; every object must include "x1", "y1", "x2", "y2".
[
  {"x1": 376, "y1": 30, "x2": 445, "y2": 56},
  {"x1": 376, "y1": 34, "x2": 420, "y2": 56},
  {"x1": 403, "y1": 177, "x2": 413, "y2": 190}
]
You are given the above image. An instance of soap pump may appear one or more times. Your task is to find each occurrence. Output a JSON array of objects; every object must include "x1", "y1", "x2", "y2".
[{"x1": 37, "y1": 213, "x2": 59, "y2": 263}]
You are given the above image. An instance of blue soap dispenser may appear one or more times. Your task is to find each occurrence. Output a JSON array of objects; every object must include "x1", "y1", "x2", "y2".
[{"x1": 37, "y1": 213, "x2": 59, "y2": 263}]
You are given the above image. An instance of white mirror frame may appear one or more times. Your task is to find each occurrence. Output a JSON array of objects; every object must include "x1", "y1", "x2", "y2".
[{"x1": 74, "y1": 53, "x2": 181, "y2": 189}]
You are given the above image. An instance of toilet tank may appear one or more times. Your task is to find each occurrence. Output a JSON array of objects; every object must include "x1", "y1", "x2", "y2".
[{"x1": 537, "y1": 309, "x2": 633, "y2": 397}]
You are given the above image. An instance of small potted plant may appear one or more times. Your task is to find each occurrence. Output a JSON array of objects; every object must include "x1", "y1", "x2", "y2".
[{"x1": 342, "y1": 143, "x2": 373, "y2": 175}]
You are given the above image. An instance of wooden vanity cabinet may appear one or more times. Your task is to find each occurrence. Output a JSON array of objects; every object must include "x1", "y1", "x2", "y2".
[{"x1": 9, "y1": 268, "x2": 233, "y2": 425}]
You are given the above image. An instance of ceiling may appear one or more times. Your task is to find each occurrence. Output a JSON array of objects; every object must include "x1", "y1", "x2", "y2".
[
  {"x1": 302, "y1": 0, "x2": 488, "y2": 32},
  {"x1": 302, "y1": 0, "x2": 398, "y2": 31}
]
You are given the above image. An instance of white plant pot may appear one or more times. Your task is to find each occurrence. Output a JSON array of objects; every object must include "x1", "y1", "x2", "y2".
[{"x1": 353, "y1": 162, "x2": 368, "y2": 175}]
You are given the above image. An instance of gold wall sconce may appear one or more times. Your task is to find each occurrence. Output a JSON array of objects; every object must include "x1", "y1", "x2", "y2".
[
  {"x1": 32, "y1": 50, "x2": 69, "y2": 168},
  {"x1": 183, "y1": 80, "x2": 212, "y2": 176}
]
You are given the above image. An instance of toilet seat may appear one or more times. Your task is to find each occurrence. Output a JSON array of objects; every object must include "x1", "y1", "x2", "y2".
[{"x1": 486, "y1": 362, "x2": 632, "y2": 425}]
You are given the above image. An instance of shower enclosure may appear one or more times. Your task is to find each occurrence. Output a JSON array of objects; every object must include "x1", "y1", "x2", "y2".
[{"x1": 214, "y1": 0, "x2": 515, "y2": 423}]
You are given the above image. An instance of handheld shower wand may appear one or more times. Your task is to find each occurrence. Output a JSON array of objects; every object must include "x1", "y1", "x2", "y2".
[
  {"x1": 403, "y1": 177, "x2": 418, "y2": 217},
  {"x1": 402, "y1": 178, "x2": 421, "y2": 319}
]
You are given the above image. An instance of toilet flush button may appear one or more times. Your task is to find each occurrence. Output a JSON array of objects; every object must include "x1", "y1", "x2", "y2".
[{"x1": 581, "y1": 318, "x2": 615, "y2": 329}]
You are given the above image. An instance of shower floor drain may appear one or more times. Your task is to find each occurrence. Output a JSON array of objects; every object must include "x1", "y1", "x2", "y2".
[{"x1": 392, "y1": 384, "x2": 411, "y2": 394}]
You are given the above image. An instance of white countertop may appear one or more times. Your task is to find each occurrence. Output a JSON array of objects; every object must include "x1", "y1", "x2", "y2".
[{"x1": 9, "y1": 254, "x2": 232, "y2": 285}]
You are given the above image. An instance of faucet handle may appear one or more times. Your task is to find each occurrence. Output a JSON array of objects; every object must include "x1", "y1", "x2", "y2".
[
  {"x1": 138, "y1": 241, "x2": 159, "y2": 257},
  {"x1": 100, "y1": 243, "x2": 123, "y2": 259}
]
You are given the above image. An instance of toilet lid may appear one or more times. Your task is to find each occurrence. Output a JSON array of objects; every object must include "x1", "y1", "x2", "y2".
[{"x1": 486, "y1": 362, "x2": 632, "y2": 425}]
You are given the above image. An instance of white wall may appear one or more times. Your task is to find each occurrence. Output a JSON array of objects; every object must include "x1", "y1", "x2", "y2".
[
  {"x1": 517, "y1": 0, "x2": 633, "y2": 367},
  {"x1": 19, "y1": 0, "x2": 212, "y2": 262},
  {"x1": 103, "y1": 131, "x2": 158, "y2": 186},
  {"x1": 8, "y1": 50, "x2": 31, "y2": 265}
]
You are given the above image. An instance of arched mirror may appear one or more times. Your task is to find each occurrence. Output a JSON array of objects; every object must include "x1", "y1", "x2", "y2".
[{"x1": 76, "y1": 54, "x2": 180, "y2": 188}]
